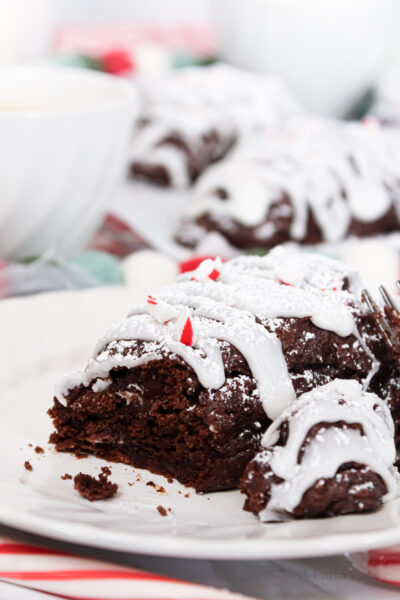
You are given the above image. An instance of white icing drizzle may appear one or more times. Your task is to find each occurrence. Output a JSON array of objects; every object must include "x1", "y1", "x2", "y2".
[
  {"x1": 257, "y1": 379, "x2": 400, "y2": 521},
  {"x1": 188, "y1": 116, "x2": 400, "y2": 243},
  {"x1": 56, "y1": 248, "x2": 371, "y2": 425},
  {"x1": 130, "y1": 64, "x2": 303, "y2": 187}
]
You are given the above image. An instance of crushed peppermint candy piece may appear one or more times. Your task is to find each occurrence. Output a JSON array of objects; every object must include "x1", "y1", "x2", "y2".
[
  {"x1": 208, "y1": 268, "x2": 220, "y2": 281},
  {"x1": 191, "y1": 257, "x2": 223, "y2": 282},
  {"x1": 174, "y1": 307, "x2": 196, "y2": 346},
  {"x1": 146, "y1": 295, "x2": 177, "y2": 324},
  {"x1": 179, "y1": 255, "x2": 217, "y2": 274}
]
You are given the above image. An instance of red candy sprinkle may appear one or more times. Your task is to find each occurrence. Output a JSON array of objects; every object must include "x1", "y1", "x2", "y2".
[
  {"x1": 208, "y1": 268, "x2": 220, "y2": 281},
  {"x1": 279, "y1": 279, "x2": 292, "y2": 286},
  {"x1": 174, "y1": 308, "x2": 196, "y2": 347},
  {"x1": 180, "y1": 317, "x2": 194, "y2": 346},
  {"x1": 147, "y1": 295, "x2": 157, "y2": 305}
]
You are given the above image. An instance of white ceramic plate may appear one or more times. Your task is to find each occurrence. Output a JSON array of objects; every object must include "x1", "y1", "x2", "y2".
[{"x1": 2, "y1": 287, "x2": 400, "y2": 560}]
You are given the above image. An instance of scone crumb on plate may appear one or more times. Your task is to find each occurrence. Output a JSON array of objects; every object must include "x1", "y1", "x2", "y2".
[{"x1": 74, "y1": 472, "x2": 118, "y2": 501}]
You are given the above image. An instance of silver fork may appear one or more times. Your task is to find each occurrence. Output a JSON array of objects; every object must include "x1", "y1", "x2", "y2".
[{"x1": 362, "y1": 282, "x2": 400, "y2": 350}]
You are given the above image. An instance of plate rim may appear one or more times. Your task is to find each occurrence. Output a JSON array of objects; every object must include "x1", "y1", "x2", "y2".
[{"x1": 2, "y1": 498, "x2": 400, "y2": 560}]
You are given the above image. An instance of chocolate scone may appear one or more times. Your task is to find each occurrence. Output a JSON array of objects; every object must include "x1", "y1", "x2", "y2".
[
  {"x1": 130, "y1": 106, "x2": 237, "y2": 187},
  {"x1": 241, "y1": 379, "x2": 400, "y2": 520},
  {"x1": 129, "y1": 64, "x2": 303, "y2": 188},
  {"x1": 49, "y1": 248, "x2": 393, "y2": 493},
  {"x1": 176, "y1": 117, "x2": 400, "y2": 250}
]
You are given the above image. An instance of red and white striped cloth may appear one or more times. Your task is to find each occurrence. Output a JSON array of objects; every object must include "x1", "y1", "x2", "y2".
[
  {"x1": 0, "y1": 537, "x2": 251, "y2": 600},
  {"x1": 53, "y1": 25, "x2": 216, "y2": 58},
  {"x1": 350, "y1": 545, "x2": 400, "y2": 587},
  {"x1": 364, "y1": 546, "x2": 400, "y2": 586}
]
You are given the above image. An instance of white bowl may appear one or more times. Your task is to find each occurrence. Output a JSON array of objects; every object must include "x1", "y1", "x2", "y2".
[
  {"x1": 214, "y1": 0, "x2": 399, "y2": 117},
  {"x1": 0, "y1": 66, "x2": 139, "y2": 260}
]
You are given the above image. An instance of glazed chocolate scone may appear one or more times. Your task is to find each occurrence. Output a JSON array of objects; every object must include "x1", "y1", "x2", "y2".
[
  {"x1": 129, "y1": 64, "x2": 303, "y2": 188},
  {"x1": 130, "y1": 104, "x2": 236, "y2": 187},
  {"x1": 49, "y1": 248, "x2": 392, "y2": 493},
  {"x1": 176, "y1": 117, "x2": 400, "y2": 250},
  {"x1": 241, "y1": 379, "x2": 400, "y2": 520}
]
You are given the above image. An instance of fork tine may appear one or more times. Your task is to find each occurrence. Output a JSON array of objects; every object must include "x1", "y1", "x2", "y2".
[
  {"x1": 379, "y1": 285, "x2": 397, "y2": 310},
  {"x1": 397, "y1": 280, "x2": 400, "y2": 294},
  {"x1": 362, "y1": 289, "x2": 380, "y2": 313},
  {"x1": 362, "y1": 289, "x2": 394, "y2": 348}
]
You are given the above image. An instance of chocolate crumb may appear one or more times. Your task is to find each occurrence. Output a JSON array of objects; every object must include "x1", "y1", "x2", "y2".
[
  {"x1": 61, "y1": 473, "x2": 72, "y2": 480},
  {"x1": 34, "y1": 446, "x2": 44, "y2": 454},
  {"x1": 157, "y1": 505, "x2": 168, "y2": 517},
  {"x1": 184, "y1": 493, "x2": 190, "y2": 498},
  {"x1": 167, "y1": 477, "x2": 173, "y2": 484},
  {"x1": 101, "y1": 466, "x2": 112, "y2": 476},
  {"x1": 146, "y1": 481, "x2": 165, "y2": 493},
  {"x1": 28, "y1": 444, "x2": 32, "y2": 448},
  {"x1": 24, "y1": 461, "x2": 32, "y2": 471},
  {"x1": 73, "y1": 472, "x2": 118, "y2": 501}
]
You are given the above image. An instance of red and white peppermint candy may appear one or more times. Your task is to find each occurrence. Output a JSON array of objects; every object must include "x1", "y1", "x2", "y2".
[
  {"x1": 174, "y1": 307, "x2": 197, "y2": 347},
  {"x1": 146, "y1": 295, "x2": 176, "y2": 324},
  {"x1": 191, "y1": 257, "x2": 223, "y2": 283}
]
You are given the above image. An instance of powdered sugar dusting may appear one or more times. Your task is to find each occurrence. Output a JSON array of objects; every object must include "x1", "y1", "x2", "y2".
[{"x1": 56, "y1": 248, "x2": 366, "y2": 420}]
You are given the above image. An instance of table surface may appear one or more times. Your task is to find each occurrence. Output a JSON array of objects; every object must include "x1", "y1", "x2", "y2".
[{"x1": 0, "y1": 524, "x2": 399, "y2": 600}]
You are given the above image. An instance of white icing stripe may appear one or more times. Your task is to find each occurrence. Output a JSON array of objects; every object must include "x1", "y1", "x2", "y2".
[
  {"x1": 133, "y1": 146, "x2": 190, "y2": 188},
  {"x1": 56, "y1": 248, "x2": 367, "y2": 421},
  {"x1": 55, "y1": 348, "x2": 165, "y2": 405},
  {"x1": 90, "y1": 310, "x2": 294, "y2": 419},
  {"x1": 258, "y1": 379, "x2": 400, "y2": 520}
]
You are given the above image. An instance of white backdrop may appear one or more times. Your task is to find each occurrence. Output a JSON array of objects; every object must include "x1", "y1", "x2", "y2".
[
  {"x1": 0, "y1": 0, "x2": 213, "y2": 62},
  {"x1": 52, "y1": 0, "x2": 212, "y2": 25}
]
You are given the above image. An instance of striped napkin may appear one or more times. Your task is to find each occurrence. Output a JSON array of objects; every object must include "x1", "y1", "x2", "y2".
[{"x1": 0, "y1": 537, "x2": 252, "y2": 600}]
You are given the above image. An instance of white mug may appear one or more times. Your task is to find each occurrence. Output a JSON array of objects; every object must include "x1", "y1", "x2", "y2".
[{"x1": 0, "y1": 66, "x2": 139, "y2": 260}]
